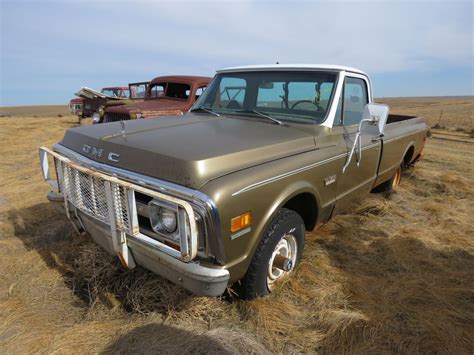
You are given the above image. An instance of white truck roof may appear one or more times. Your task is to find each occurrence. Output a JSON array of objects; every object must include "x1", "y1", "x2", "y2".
[{"x1": 217, "y1": 64, "x2": 368, "y2": 76}]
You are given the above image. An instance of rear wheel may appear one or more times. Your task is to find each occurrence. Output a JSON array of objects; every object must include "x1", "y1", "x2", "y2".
[
  {"x1": 236, "y1": 208, "x2": 305, "y2": 299},
  {"x1": 373, "y1": 164, "x2": 402, "y2": 196},
  {"x1": 391, "y1": 165, "x2": 402, "y2": 189}
]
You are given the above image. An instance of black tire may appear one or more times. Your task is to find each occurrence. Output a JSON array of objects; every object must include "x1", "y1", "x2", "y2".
[{"x1": 236, "y1": 208, "x2": 305, "y2": 300}]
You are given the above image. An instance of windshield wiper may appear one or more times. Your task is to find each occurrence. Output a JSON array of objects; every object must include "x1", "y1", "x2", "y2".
[
  {"x1": 190, "y1": 107, "x2": 220, "y2": 117},
  {"x1": 235, "y1": 109, "x2": 283, "y2": 125}
]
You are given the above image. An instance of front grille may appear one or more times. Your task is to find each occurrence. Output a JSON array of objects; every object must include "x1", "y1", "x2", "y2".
[
  {"x1": 69, "y1": 103, "x2": 82, "y2": 114},
  {"x1": 104, "y1": 112, "x2": 130, "y2": 123},
  {"x1": 40, "y1": 146, "x2": 200, "y2": 261},
  {"x1": 57, "y1": 159, "x2": 131, "y2": 233}
]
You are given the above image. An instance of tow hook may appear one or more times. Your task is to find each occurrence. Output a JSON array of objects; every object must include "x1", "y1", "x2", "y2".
[{"x1": 273, "y1": 254, "x2": 293, "y2": 272}]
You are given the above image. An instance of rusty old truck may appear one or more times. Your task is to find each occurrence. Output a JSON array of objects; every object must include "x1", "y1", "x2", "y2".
[
  {"x1": 69, "y1": 86, "x2": 129, "y2": 118},
  {"x1": 101, "y1": 75, "x2": 211, "y2": 123},
  {"x1": 40, "y1": 65, "x2": 427, "y2": 299},
  {"x1": 69, "y1": 82, "x2": 149, "y2": 122}
]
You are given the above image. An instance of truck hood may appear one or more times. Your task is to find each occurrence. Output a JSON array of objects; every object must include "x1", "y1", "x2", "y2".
[
  {"x1": 106, "y1": 98, "x2": 190, "y2": 116},
  {"x1": 59, "y1": 113, "x2": 317, "y2": 189}
]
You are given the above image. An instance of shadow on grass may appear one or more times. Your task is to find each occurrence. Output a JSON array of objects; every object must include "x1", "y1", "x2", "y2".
[
  {"x1": 8, "y1": 202, "x2": 206, "y2": 315},
  {"x1": 311, "y1": 215, "x2": 474, "y2": 353},
  {"x1": 101, "y1": 323, "x2": 234, "y2": 354}
]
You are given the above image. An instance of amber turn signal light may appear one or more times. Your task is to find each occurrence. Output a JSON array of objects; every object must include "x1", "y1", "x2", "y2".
[{"x1": 231, "y1": 212, "x2": 252, "y2": 233}]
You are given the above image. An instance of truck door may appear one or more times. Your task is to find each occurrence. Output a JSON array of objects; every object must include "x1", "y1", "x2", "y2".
[{"x1": 332, "y1": 76, "x2": 382, "y2": 214}]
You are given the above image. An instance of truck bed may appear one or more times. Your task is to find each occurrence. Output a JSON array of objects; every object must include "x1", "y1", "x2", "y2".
[
  {"x1": 375, "y1": 114, "x2": 427, "y2": 186},
  {"x1": 387, "y1": 114, "x2": 417, "y2": 124}
]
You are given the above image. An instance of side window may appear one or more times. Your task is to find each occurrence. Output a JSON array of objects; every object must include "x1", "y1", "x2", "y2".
[
  {"x1": 166, "y1": 83, "x2": 191, "y2": 99},
  {"x1": 149, "y1": 84, "x2": 165, "y2": 98},
  {"x1": 217, "y1": 77, "x2": 246, "y2": 109},
  {"x1": 195, "y1": 86, "x2": 206, "y2": 100},
  {"x1": 343, "y1": 77, "x2": 368, "y2": 126}
]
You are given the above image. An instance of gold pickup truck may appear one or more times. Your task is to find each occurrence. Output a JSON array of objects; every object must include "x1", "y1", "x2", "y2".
[{"x1": 40, "y1": 65, "x2": 427, "y2": 299}]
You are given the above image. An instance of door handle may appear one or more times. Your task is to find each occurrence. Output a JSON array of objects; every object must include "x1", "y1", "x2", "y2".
[{"x1": 371, "y1": 133, "x2": 384, "y2": 142}]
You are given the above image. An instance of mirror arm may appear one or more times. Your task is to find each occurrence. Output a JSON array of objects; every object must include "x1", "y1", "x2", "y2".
[
  {"x1": 343, "y1": 131, "x2": 360, "y2": 173},
  {"x1": 357, "y1": 131, "x2": 362, "y2": 166},
  {"x1": 342, "y1": 118, "x2": 375, "y2": 173}
]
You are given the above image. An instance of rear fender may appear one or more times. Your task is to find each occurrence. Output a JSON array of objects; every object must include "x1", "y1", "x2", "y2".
[{"x1": 400, "y1": 142, "x2": 415, "y2": 166}]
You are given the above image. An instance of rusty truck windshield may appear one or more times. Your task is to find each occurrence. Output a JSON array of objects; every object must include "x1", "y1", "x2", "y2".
[
  {"x1": 101, "y1": 88, "x2": 128, "y2": 98},
  {"x1": 129, "y1": 83, "x2": 148, "y2": 99},
  {"x1": 192, "y1": 71, "x2": 338, "y2": 124}
]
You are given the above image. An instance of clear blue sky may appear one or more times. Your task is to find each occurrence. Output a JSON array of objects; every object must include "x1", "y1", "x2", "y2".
[{"x1": 1, "y1": 0, "x2": 472, "y2": 106}]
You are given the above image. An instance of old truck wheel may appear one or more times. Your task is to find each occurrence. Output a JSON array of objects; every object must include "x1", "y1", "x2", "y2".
[
  {"x1": 237, "y1": 208, "x2": 305, "y2": 299},
  {"x1": 373, "y1": 164, "x2": 402, "y2": 196},
  {"x1": 391, "y1": 165, "x2": 402, "y2": 189}
]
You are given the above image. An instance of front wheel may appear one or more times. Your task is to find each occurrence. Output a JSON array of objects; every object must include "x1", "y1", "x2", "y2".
[{"x1": 236, "y1": 208, "x2": 305, "y2": 299}]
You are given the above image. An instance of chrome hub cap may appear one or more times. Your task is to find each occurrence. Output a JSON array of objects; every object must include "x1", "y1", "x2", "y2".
[{"x1": 267, "y1": 233, "x2": 297, "y2": 290}]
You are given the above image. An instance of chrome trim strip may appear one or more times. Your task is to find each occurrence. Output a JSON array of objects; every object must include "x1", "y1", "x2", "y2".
[
  {"x1": 51, "y1": 144, "x2": 225, "y2": 264},
  {"x1": 232, "y1": 143, "x2": 380, "y2": 196},
  {"x1": 232, "y1": 152, "x2": 347, "y2": 196},
  {"x1": 361, "y1": 143, "x2": 380, "y2": 151},
  {"x1": 230, "y1": 227, "x2": 251, "y2": 240}
]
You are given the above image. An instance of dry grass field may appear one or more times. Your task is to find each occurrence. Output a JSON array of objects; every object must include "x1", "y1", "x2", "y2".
[{"x1": 0, "y1": 97, "x2": 473, "y2": 354}]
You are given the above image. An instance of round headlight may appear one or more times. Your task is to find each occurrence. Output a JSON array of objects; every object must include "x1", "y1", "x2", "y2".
[
  {"x1": 149, "y1": 203, "x2": 177, "y2": 234},
  {"x1": 160, "y1": 208, "x2": 177, "y2": 233},
  {"x1": 92, "y1": 112, "x2": 101, "y2": 123}
]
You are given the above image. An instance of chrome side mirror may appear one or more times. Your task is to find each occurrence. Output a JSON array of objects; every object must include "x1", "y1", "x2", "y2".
[
  {"x1": 361, "y1": 103, "x2": 389, "y2": 137},
  {"x1": 342, "y1": 103, "x2": 390, "y2": 173}
]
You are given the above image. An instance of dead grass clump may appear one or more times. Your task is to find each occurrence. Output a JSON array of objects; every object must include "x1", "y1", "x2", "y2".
[
  {"x1": 70, "y1": 243, "x2": 235, "y2": 325},
  {"x1": 356, "y1": 197, "x2": 391, "y2": 217}
]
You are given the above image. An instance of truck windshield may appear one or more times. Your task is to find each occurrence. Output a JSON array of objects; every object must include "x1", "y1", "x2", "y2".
[
  {"x1": 192, "y1": 71, "x2": 338, "y2": 124},
  {"x1": 129, "y1": 83, "x2": 148, "y2": 99},
  {"x1": 101, "y1": 88, "x2": 128, "y2": 98}
]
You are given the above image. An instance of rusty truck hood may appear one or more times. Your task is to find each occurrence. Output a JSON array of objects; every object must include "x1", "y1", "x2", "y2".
[
  {"x1": 106, "y1": 98, "x2": 191, "y2": 116},
  {"x1": 58, "y1": 113, "x2": 317, "y2": 189}
]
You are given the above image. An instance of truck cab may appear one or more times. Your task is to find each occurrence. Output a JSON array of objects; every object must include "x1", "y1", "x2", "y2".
[{"x1": 102, "y1": 75, "x2": 211, "y2": 123}]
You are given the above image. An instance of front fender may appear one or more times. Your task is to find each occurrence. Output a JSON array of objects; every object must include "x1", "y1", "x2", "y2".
[{"x1": 200, "y1": 152, "x2": 334, "y2": 283}]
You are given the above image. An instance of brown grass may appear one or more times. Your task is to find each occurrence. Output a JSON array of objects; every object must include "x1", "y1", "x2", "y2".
[
  {"x1": 377, "y1": 96, "x2": 474, "y2": 130},
  {"x1": 1, "y1": 98, "x2": 473, "y2": 353}
]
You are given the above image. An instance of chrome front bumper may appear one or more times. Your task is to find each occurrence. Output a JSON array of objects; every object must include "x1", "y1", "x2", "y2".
[
  {"x1": 40, "y1": 145, "x2": 229, "y2": 296},
  {"x1": 47, "y1": 192, "x2": 229, "y2": 296}
]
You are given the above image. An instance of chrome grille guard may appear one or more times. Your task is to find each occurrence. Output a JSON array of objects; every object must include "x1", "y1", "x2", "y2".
[{"x1": 39, "y1": 146, "x2": 199, "y2": 266}]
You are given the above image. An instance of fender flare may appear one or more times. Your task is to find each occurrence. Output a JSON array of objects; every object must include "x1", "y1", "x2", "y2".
[
  {"x1": 400, "y1": 142, "x2": 415, "y2": 166},
  {"x1": 252, "y1": 180, "x2": 322, "y2": 252}
]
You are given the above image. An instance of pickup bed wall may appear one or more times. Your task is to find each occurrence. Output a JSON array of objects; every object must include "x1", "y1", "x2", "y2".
[{"x1": 387, "y1": 114, "x2": 417, "y2": 124}]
